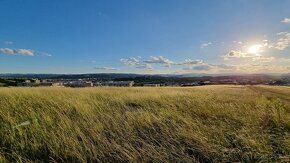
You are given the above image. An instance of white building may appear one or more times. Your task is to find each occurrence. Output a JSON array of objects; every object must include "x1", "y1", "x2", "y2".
[{"x1": 95, "y1": 81, "x2": 134, "y2": 87}]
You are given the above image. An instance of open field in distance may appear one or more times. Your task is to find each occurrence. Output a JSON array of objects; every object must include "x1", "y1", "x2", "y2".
[{"x1": 0, "y1": 85, "x2": 289, "y2": 162}]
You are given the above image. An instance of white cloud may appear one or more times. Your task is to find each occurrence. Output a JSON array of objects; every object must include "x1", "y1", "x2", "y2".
[
  {"x1": 181, "y1": 61, "x2": 290, "y2": 74},
  {"x1": 224, "y1": 50, "x2": 276, "y2": 62},
  {"x1": 120, "y1": 57, "x2": 140, "y2": 65},
  {"x1": 95, "y1": 67, "x2": 118, "y2": 71},
  {"x1": 0, "y1": 48, "x2": 34, "y2": 56},
  {"x1": 281, "y1": 18, "x2": 290, "y2": 23},
  {"x1": 117, "y1": 45, "x2": 288, "y2": 74},
  {"x1": 182, "y1": 63, "x2": 237, "y2": 72},
  {"x1": 122, "y1": 56, "x2": 205, "y2": 70},
  {"x1": 136, "y1": 63, "x2": 153, "y2": 70},
  {"x1": 252, "y1": 56, "x2": 274, "y2": 63},
  {"x1": 275, "y1": 32, "x2": 290, "y2": 50},
  {"x1": 233, "y1": 41, "x2": 243, "y2": 45},
  {"x1": 211, "y1": 64, "x2": 236, "y2": 70},
  {"x1": 36, "y1": 51, "x2": 52, "y2": 57},
  {"x1": 235, "y1": 64, "x2": 290, "y2": 74},
  {"x1": 144, "y1": 56, "x2": 175, "y2": 65},
  {"x1": 179, "y1": 59, "x2": 203, "y2": 65},
  {"x1": 178, "y1": 59, "x2": 205, "y2": 70},
  {"x1": 201, "y1": 42, "x2": 212, "y2": 48},
  {"x1": 121, "y1": 56, "x2": 174, "y2": 70},
  {"x1": 223, "y1": 40, "x2": 278, "y2": 62},
  {"x1": 277, "y1": 32, "x2": 288, "y2": 35}
]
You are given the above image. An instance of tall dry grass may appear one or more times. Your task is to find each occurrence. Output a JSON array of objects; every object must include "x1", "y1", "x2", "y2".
[{"x1": 0, "y1": 85, "x2": 289, "y2": 162}]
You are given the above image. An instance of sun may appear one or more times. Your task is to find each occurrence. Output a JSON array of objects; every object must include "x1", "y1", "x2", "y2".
[{"x1": 248, "y1": 44, "x2": 262, "y2": 55}]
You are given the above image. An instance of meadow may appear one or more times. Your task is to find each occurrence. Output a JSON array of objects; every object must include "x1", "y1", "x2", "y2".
[{"x1": 0, "y1": 85, "x2": 289, "y2": 162}]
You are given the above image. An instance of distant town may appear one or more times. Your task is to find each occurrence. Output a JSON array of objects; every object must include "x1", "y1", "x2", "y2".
[{"x1": 0, "y1": 73, "x2": 290, "y2": 87}]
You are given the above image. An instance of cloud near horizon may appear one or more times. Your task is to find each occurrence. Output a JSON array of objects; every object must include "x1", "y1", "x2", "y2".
[
  {"x1": 84, "y1": 14, "x2": 290, "y2": 75},
  {"x1": 95, "y1": 67, "x2": 118, "y2": 71},
  {"x1": 121, "y1": 56, "x2": 205, "y2": 69},
  {"x1": 120, "y1": 57, "x2": 139, "y2": 66},
  {"x1": 178, "y1": 59, "x2": 203, "y2": 65},
  {"x1": 121, "y1": 55, "x2": 242, "y2": 73},
  {"x1": 183, "y1": 65, "x2": 212, "y2": 71},
  {"x1": 136, "y1": 63, "x2": 153, "y2": 70},
  {"x1": 144, "y1": 56, "x2": 175, "y2": 65}
]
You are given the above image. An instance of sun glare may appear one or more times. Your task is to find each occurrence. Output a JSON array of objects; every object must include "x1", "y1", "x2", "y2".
[{"x1": 248, "y1": 44, "x2": 262, "y2": 54}]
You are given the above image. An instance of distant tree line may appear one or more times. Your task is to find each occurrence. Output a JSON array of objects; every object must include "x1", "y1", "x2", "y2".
[{"x1": 0, "y1": 78, "x2": 25, "y2": 87}]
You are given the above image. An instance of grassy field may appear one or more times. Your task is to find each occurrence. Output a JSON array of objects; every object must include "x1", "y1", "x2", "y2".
[{"x1": 0, "y1": 85, "x2": 289, "y2": 162}]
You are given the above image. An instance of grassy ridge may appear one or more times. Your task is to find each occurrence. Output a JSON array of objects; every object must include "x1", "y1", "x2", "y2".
[{"x1": 0, "y1": 86, "x2": 289, "y2": 162}]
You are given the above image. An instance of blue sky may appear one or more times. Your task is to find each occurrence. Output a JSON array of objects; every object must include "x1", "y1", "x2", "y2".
[{"x1": 0, "y1": 0, "x2": 290, "y2": 74}]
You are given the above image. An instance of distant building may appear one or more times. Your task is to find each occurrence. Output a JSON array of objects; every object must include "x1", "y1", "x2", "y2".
[
  {"x1": 39, "y1": 82, "x2": 53, "y2": 87},
  {"x1": 17, "y1": 79, "x2": 37, "y2": 87},
  {"x1": 18, "y1": 79, "x2": 57, "y2": 87},
  {"x1": 143, "y1": 84, "x2": 161, "y2": 87},
  {"x1": 210, "y1": 79, "x2": 238, "y2": 85},
  {"x1": 93, "y1": 82, "x2": 103, "y2": 87},
  {"x1": 52, "y1": 82, "x2": 64, "y2": 87},
  {"x1": 181, "y1": 83, "x2": 199, "y2": 87},
  {"x1": 101, "y1": 81, "x2": 134, "y2": 87},
  {"x1": 17, "y1": 82, "x2": 30, "y2": 87},
  {"x1": 31, "y1": 79, "x2": 41, "y2": 83},
  {"x1": 65, "y1": 81, "x2": 93, "y2": 87}
]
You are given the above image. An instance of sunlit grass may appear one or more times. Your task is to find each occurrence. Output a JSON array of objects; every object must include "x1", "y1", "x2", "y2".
[{"x1": 0, "y1": 85, "x2": 289, "y2": 162}]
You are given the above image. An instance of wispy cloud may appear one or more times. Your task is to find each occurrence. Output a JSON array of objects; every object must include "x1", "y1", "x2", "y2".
[
  {"x1": 223, "y1": 50, "x2": 275, "y2": 63},
  {"x1": 183, "y1": 62, "x2": 237, "y2": 72},
  {"x1": 136, "y1": 63, "x2": 153, "y2": 70},
  {"x1": 120, "y1": 57, "x2": 140, "y2": 65},
  {"x1": 184, "y1": 64, "x2": 212, "y2": 71},
  {"x1": 275, "y1": 32, "x2": 290, "y2": 50},
  {"x1": 120, "y1": 55, "x2": 241, "y2": 73},
  {"x1": 277, "y1": 32, "x2": 288, "y2": 35},
  {"x1": 36, "y1": 51, "x2": 52, "y2": 57},
  {"x1": 233, "y1": 41, "x2": 243, "y2": 45},
  {"x1": 236, "y1": 64, "x2": 290, "y2": 74},
  {"x1": 181, "y1": 62, "x2": 290, "y2": 74},
  {"x1": 3, "y1": 41, "x2": 13, "y2": 45},
  {"x1": 178, "y1": 59, "x2": 203, "y2": 65},
  {"x1": 252, "y1": 56, "x2": 274, "y2": 63},
  {"x1": 0, "y1": 48, "x2": 34, "y2": 56},
  {"x1": 281, "y1": 18, "x2": 290, "y2": 23},
  {"x1": 211, "y1": 64, "x2": 236, "y2": 70},
  {"x1": 201, "y1": 42, "x2": 212, "y2": 48},
  {"x1": 144, "y1": 56, "x2": 175, "y2": 65},
  {"x1": 223, "y1": 39, "x2": 276, "y2": 63},
  {"x1": 95, "y1": 67, "x2": 118, "y2": 71}
]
